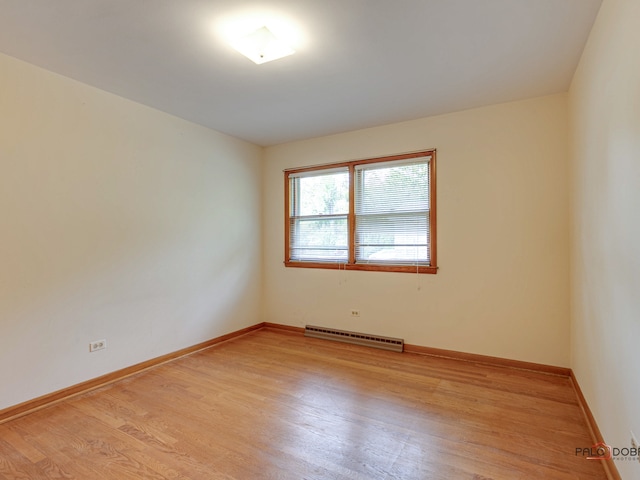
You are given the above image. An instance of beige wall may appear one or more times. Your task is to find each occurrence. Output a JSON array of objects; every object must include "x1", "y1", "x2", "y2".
[
  {"x1": 569, "y1": 0, "x2": 640, "y2": 477},
  {"x1": 0, "y1": 53, "x2": 262, "y2": 410},
  {"x1": 263, "y1": 94, "x2": 571, "y2": 367}
]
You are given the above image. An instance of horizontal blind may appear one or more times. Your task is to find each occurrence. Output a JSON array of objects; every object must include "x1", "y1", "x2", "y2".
[
  {"x1": 289, "y1": 167, "x2": 349, "y2": 262},
  {"x1": 354, "y1": 156, "x2": 430, "y2": 265}
]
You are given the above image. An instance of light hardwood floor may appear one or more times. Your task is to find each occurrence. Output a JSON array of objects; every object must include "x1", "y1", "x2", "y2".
[{"x1": 0, "y1": 328, "x2": 606, "y2": 479}]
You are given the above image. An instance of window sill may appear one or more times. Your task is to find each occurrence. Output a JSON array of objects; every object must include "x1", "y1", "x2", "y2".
[{"x1": 284, "y1": 261, "x2": 437, "y2": 274}]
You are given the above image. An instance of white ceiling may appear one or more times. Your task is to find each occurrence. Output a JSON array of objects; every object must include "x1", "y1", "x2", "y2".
[{"x1": 0, "y1": 0, "x2": 601, "y2": 146}]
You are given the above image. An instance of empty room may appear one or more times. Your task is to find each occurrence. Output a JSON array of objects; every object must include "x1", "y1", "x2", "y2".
[{"x1": 0, "y1": 0, "x2": 638, "y2": 479}]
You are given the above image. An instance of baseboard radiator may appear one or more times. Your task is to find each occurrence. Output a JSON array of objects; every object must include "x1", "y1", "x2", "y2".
[{"x1": 304, "y1": 325, "x2": 404, "y2": 353}]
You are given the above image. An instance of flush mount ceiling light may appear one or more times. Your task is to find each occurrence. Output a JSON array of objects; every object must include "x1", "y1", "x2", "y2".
[{"x1": 230, "y1": 25, "x2": 295, "y2": 64}]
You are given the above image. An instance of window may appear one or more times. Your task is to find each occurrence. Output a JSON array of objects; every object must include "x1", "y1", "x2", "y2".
[{"x1": 285, "y1": 150, "x2": 437, "y2": 274}]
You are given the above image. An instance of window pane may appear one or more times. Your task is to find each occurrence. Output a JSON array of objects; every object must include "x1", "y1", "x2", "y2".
[
  {"x1": 356, "y1": 162, "x2": 428, "y2": 215},
  {"x1": 289, "y1": 217, "x2": 348, "y2": 261},
  {"x1": 356, "y1": 213, "x2": 429, "y2": 264},
  {"x1": 355, "y1": 160, "x2": 430, "y2": 265},
  {"x1": 292, "y1": 171, "x2": 349, "y2": 216}
]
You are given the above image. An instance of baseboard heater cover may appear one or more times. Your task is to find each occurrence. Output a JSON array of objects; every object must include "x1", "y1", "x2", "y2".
[{"x1": 304, "y1": 325, "x2": 404, "y2": 353}]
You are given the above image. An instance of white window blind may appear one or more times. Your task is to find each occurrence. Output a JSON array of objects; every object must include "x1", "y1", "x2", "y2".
[
  {"x1": 288, "y1": 167, "x2": 349, "y2": 262},
  {"x1": 354, "y1": 156, "x2": 431, "y2": 265}
]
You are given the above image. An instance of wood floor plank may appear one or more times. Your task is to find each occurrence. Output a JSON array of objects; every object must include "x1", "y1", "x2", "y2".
[{"x1": 0, "y1": 329, "x2": 607, "y2": 479}]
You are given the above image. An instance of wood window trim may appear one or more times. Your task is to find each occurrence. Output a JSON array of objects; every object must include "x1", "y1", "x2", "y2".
[{"x1": 284, "y1": 149, "x2": 437, "y2": 274}]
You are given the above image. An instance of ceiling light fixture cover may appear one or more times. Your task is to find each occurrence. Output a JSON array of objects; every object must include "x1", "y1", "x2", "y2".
[{"x1": 230, "y1": 26, "x2": 295, "y2": 64}]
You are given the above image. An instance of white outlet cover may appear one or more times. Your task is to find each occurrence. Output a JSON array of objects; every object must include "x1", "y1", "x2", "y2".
[{"x1": 89, "y1": 339, "x2": 107, "y2": 352}]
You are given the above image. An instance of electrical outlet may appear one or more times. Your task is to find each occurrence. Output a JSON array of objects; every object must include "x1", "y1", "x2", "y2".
[
  {"x1": 89, "y1": 339, "x2": 107, "y2": 352},
  {"x1": 350, "y1": 309, "x2": 360, "y2": 317}
]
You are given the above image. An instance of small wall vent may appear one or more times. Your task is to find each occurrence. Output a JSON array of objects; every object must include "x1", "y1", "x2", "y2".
[{"x1": 304, "y1": 325, "x2": 403, "y2": 353}]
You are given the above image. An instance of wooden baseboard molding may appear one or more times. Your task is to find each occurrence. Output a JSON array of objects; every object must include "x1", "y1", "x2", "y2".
[
  {"x1": 570, "y1": 371, "x2": 621, "y2": 480},
  {"x1": 263, "y1": 322, "x2": 305, "y2": 334},
  {"x1": 0, "y1": 322, "x2": 265, "y2": 425},
  {"x1": 403, "y1": 343, "x2": 571, "y2": 376},
  {"x1": 262, "y1": 323, "x2": 570, "y2": 376}
]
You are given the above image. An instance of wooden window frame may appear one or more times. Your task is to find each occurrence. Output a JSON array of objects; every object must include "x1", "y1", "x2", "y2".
[{"x1": 284, "y1": 149, "x2": 437, "y2": 274}]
